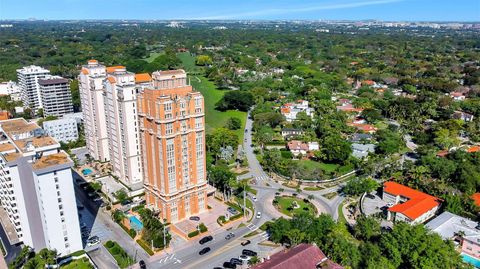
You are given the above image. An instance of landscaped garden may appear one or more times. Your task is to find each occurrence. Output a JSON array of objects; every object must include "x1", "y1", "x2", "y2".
[
  {"x1": 104, "y1": 240, "x2": 135, "y2": 269},
  {"x1": 273, "y1": 196, "x2": 317, "y2": 217},
  {"x1": 61, "y1": 257, "x2": 94, "y2": 269}
]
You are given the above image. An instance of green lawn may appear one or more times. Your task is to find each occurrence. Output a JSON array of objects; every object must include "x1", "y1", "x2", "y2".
[
  {"x1": 104, "y1": 241, "x2": 135, "y2": 269},
  {"x1": 177, "y1": 52, "x2": 203, "y2": 73},
  {"x1": 293, "y1": 160, "x2": 354, "y2": 178},
  {"x1": 177, "y1": 52, "x2": 247, "y2": 142},
  {"x1": 274, "y1": 196, "x2": 317, "y2": 217},
  {"x1": 144, "y1": 52, "x2": 164, "y2": 63},
  {"x1": 61, "y1": 258, "x2": 94, "y2": 269}
]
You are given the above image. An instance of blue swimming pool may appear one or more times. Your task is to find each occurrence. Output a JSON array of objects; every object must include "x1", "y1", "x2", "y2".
[
  {"x1": 462, "y1": 253, "x2": 480, "y2": 268},
  {"x1": 129, "y1": 216, "x2": 144, "y2": 231},
  {"x1": 82, "y1": 168, "x2": 93, "y2": 176}
]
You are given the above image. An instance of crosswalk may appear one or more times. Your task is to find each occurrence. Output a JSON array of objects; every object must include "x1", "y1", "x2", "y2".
[
  {"x1": 158, "y1": 253, "x2": 181, "y2": 265},
  {"x1": 247, "y1": 223, "x2": 258, "y2": 231},
  {"x1": 255, "y1": 175, "x2": 269, "y2": 181},
  {"x1": 259, "y1": 231, "x2": 269, "y2": 240}
]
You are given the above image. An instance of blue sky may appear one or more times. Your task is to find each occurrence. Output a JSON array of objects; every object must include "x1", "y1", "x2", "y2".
[{"x1": 0, "y1": 0, "x2": 478, "y2": 21}]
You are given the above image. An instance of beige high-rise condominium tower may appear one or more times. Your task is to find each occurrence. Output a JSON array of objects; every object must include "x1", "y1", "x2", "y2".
[{"x1": 138, "y1": 70, "x2": 207, "y2": 223}]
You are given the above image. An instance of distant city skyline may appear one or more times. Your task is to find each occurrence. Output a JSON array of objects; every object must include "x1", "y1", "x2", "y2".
[{"x1": 0, "y1": 0, "x2": 478, "y2": 22}]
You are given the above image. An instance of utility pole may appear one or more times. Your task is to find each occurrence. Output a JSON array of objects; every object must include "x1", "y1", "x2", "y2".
[{"x1": 243, "y1": 182, "x2": 246, "y2": 218}]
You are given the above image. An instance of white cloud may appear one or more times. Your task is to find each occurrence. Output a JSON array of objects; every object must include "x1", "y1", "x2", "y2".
[{"x1": 195, "y1": 0, "x2": 404, "y2": 20}]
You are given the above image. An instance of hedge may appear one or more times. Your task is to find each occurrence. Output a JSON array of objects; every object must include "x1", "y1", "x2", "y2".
[
  {"x1": 188, "y1": 230, "x2": 199, "y2": 238},
  {"x1": 136, "y1": 239, "x2": 154, "y2": 256},
  {"x1": 199, "y1": 223, "x2": 208, "y2": 233}
]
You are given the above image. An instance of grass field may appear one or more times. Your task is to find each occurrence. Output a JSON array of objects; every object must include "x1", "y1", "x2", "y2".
[
  {"x1": 274, "y1": 196, "x2": 317, "y2": 217},
  {"x1": 61, "y1": 258, "x2": 93, "y2": 269},
  {"x1": 144, "y1": 52, "x2": 164, "y2": 63},
  {"x1": 177, "y1": 52, "x2": 246, "y2": 142},
  {"x1": 293, "y1": 160, "x2": 354, "y2": 178}
]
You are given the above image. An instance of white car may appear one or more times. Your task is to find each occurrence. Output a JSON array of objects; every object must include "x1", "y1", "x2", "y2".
[
  {"x1": 256, "y1": 212, "x2": 262, "y2": 219},
  {"x1": 86, "y1": 236, "x2": 100, "y2": 247}
]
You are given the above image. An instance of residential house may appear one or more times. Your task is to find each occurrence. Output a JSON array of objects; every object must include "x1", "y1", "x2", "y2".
[
  {"x1": 281, "y1": 100, "x2": 314, "y2": 122},
  {"x1": 351, "y1": 143, "x2": 375, "y2": 158},
  {"x1": 336, "y1": 103, "x2": 363, "y2": 114},
  {"x1": 348, "y1": 123, "x2": 377, "y2": 134},
  {"x1": 452, "y1": 111, "x2": 474, "y2": 122},
  {"x1": 251, "y1": 243, "x2": 344, "y2": 269},
  {"x1": 426, "y1": 211, "x2": 480, "y2": 260},
  {"x1": 450, "y1": 92, "x2": 466, "y2": 101},
  {"x1": 287, "y1": 140, "x2": 309, "y2": 156},
  {"x1": 467, "y1": 146, "x2": 480, "y2": 153},
  {"x1": 281, "y1": 128, "x2": 304, "y2": 138},
  {"x1": 383, "y1": 181, "x2": 442, "y2": 225},
  {"x1": 350, "y1": 133, "x2": 373, "y2": 143}
]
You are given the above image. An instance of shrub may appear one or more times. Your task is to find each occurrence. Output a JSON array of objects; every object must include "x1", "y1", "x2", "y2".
[
  {"x1": 105, "y1": 241, "x2": 114, "y2": 248},
  {"x1": 128, "y1": 229, "x2": 137, "y2": 238},
  {"x1": 188, "y1": 230, "x2": 200, "y2": 238},
  {"x1": 136, "y1": 239, "x2": 154, "y2": 256},
  {"x1": 199, "y1": 223, "x2": 208, "y2": 233},
  {"x1": 111, "y1": 246, "x2": 121, "y2": 255}
]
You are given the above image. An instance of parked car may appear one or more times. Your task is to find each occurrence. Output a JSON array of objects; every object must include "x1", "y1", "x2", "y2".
[
  {"x1": 189, "y1": 216, "x2": 200, "y2": 221},
  {"x1": 225, "y1": 232, "x2": 235, "y2": 240},
  {"x1": 239, "y1": 255, "x2": 251, "y2": 262},
  {"x1": 230, "y1": 258, "x2": 243, "y2": 265},
  {"x1": 121, "y1": 199, "x2": 132, "y2": 206},
  {"x1": 227, "y1": 207, "x2": 238, "y2": 215},
  {"x1": 223, "y1": 262, "x2": 236, "y2": 269},
  {"x1": 256, "y1": 212, "x2": 262, "y2": 219},
  {"x1": 86, "y1": 236, "x2": 100, "y2": 247},
  {"x1": 241, "y1": 240, "x2": 251, "y2": 246},
  {"x1": 199, "y1": 247, "x2": 211, "y2": 255},
  {"x1": 242, "y1": 249, "x2": 257, "y2": 257},
  {"x1": 251, "y1": 196, "x2": 257, "y2": 202},
  {"x1": 199, "y1": 235, "x2": 213, "y2": 245},
  {"x1": 139, "y1": 260, "x2": 146, "y2": 269}
]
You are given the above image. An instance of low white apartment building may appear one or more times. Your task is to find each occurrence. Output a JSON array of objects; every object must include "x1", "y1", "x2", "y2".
[
  {"x1": 43, "y1": 118, "x2": 78, "y2": 143},
  {"x1": 17, "y1": 66, "x2": 50, "y2": 111},
  {"x1": 104, "y1": 67, "x2": 144, "y2": 189},
  {"x1": 79, "y1": 60, "x2": 110, "y2": 162},
  {"x1": 0, "y1": 81, "x2": 21, "y2": 101},
  {"x1": 38, "y1": 76, "x2": 74, "y2": 117},
  {"x1": 0, "y1": 118, "x2": 82, "y2": 256}
]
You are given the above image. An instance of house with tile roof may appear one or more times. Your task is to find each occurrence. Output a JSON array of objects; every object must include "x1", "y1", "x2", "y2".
[
  {"x1": 280, "y1": 100, "x2": 314, "y2": 122},
  {"x1": 426, "y1": 211, "x2": 480, "y2": 260},
  {"x1": 383, "y1": 181, "x2": 442, "y2": 224},
  {"x1": 251, "y1": 243, "x2": 343, "y2": 269}
]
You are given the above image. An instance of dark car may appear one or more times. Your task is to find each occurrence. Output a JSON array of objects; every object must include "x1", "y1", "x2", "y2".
[
  {"x1": 199, "y1": 235, "x2": 213, "y2": 245},
  {"x1": 241, "y1": 240, "x2": 251, "y2": 246},
  {"x1": 230, "y1": 258, "x2": 243, "y2": 265},
  {"x1": 77, "y1": 204, "x2": 84, "y2": 210},
  {"x1": 121, "y1": 199, "x2": 132, "y2": 206},
  {"x1": 189, "y1": 216, "x2": 200, "y2": 221},
  {"x1": 223, "y1": 262, "x2": 236, "y2": 269},
  {"x1": 139, "y1": 260, "x2": 146, "y2": 269},
  {"x1": 242, "y1": 249, "x2": 257, "y2": 257},
  {"x1": 199, "y1": 247, "x2": 211, "y2": 255},
  {"x1": 225, "y1": 232, "x2": 235, "y2": 240}
]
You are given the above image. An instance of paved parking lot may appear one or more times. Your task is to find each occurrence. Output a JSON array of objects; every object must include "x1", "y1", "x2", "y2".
[{"x1": 362, "y1": 191, "x2": 387, "y2": 216}]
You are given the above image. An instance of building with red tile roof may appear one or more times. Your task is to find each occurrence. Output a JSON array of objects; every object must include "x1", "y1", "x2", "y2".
[
  {"x1": 472, "y1": 193, "x2": 480, "y2": 208},
  {"x1": 336, "y1": 103, "x2": 364, "y2": 113},
  {"x1": 135, "y1": 73, "x2": 152, "y2": 84},
  {"x1": 383, "y1": 181, "x2": 441, "y2": 224},
  {"x1": 467, "y1": 146, "x2": 480, "y2": 153},
  {"x1": 347, "y1": 123, "x2": 377, "y2": 133},
  {"x1": 251, "y1": 244, "x2": 343, "y2": 269}
]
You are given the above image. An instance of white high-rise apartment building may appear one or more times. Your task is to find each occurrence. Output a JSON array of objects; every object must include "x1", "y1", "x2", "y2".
[
  {"x1": 0, "y1": 118, "x2": 82, "y2": 256},
  {"x1": 17, "y1": 66, "x2": 50, "y2": 111},
  {"x1": 79, "y1": 60, "x2": 150, "y2": 189},
  {"x1": 104, "y1": 67, "x2": 144, "y2": 189},
  {"x1": 78, "y1": 60, "x2": 110, "y2": 162},
  {"x1": 38, "y1": 76, "x2": 74, "y2": 117}
]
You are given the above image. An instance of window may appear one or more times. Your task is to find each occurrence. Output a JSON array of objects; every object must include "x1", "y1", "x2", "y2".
[
  {"x1": 64, "y1": 237, "x2": 68, "y2": 242},
  {"x1": 165, "y1": 123, "x2": 173, "y2": 135},
  {"x1": 164, "y1": 102, "x2": 172, "y2": 112},
  {"x1": 195, "y1": 117, "x2": 202, "y2": 129}
]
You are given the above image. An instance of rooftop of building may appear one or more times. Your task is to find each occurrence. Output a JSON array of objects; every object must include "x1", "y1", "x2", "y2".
[
  {"x1": 14, "y1": 136, "x2": 58, "y2": 152},
  {"x1": 472, "y1": 193, "x2": 480, "y2": 207},
  {"x1": 32, "y1": 152, "x2": 70, "y2": 170},
  {"x1": 106, "y1": 66, "x2": 126, "y2": 73},
  {"x1": 0, "y1": 118, "x2": 40, "y2": 135},
  {"x1": 16, "y1": 65, "x2": 50, "y2": 74},
  {"x1": 135, "y1": 73, "x2": 152, "y2": 83},
  {"x1": 3, "y1": 152, "x2": 22, "y2": 162},
  {"x1": 154, "y1": 69, "x2": 186, "y2": 76},
  {"x1": 251, "y1": 244, "x2": 343, "y2": 269},
  {"x1": 0, "y1": 142, "x2": 15, "y2": 152},
  {"x1": 426, "y1": 211, "x2": 480, "y2": 241},
  {"x1": 384, "y1": 181, "x2": 441, "y2": 220},
  {"x1": 38, "y1": 77, "x2": 69, "y2": 86}
]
